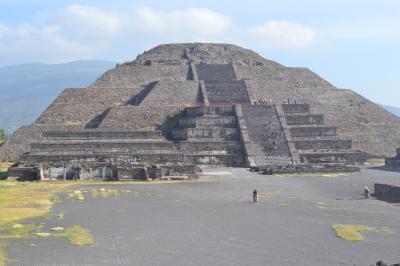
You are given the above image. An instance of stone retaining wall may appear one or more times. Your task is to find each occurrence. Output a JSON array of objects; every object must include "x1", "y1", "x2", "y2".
[
  {"x1": 294, "y1": 139, "x2": 352, "y2": 150},
  {"x1": 42, "y1": 130, "x2": 163, "y2": 140},
  {"x1": 92, "y1": 65, "x2": 190, "y2": 88},
  {"x1": 374, "y1": 183, "x2": 400, "y2": 203},
  {"x1": 140, "y1": 81, "x2": 200, "y2": 106},
  {"x1": 282, "y1": 104, "x2": 309, "y2": 113},
  {"x1": 196, "y1": 63, "x2": 236, "y2": 82},
  {"x1": 290, "y1": 127, "x2": 336, "y2": 137},
  {"x1": 97, "y1": 105, "x2": 183, "y2": 130},
  {"x1": 286, "y1": 114, "x2": 324, "y2": 125},
  {"x1": 36, "y1": 87, "x2": 145, "y2": 125}
]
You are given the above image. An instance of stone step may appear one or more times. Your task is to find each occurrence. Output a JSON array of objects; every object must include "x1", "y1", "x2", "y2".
[
  {"x1": 185, "y1": 106, "x2": 234, "y2": 117},
  {"x1": 242, "y1": 104, "x2": 292, "y2": 166},
  {"x1": 294, "y1": 139, "x2": 352, "y2": 150},
  {"x1": 23, "y1": 151, "x2": 245, "y2": 167},
  {"x1": 298, "y1": 149, "x2": 362, "y2": 154},
  {"x1": 289, "y1": 127, "x2": 336, "y2": 137},
  {"x1": 291, "y1": 136, "x2": 345, "y2": 141},
  {"x1": 31, "y1": 141, "x2": 176, "y2": 151},
  {"x1": 286, "y1": 114, "x2": 324, "y2": 125},
  {"x1": 178, "y1": 141, "x2": 243, "y2": 153},
  {"x1": 185, "y1": 154, "x2": 245, "y2": 166},
  {"x1": 205, "y1": 84, "x2": 248, "y2": 93},
  {"x1": 248, "y1": 143, "x2": 291, "y2": 157},
  {"x1": 178, "y1": 116, "x2": 236, "y2": 128},
  {"x1": 171, "y1": 128, "x2": 240, "y2": 140},
  {"x1": 299, "y1": 152, "x2": 368, "y2": 164},
  {"x1": 42, "y1": 130, "x2": 163, "y2": 140},
  {"x1": 282, "y1": 104, "x2": 310, "y2": 114},
  {"x1": 27, "y1": 148, "x2": 242, "y2": 157},
  {"x1": 252, "y1": 155, "x2": 293, "y2": 166},
  {"x1": 22, "y1": 152, "x2": 186, "y2": 163},
  {"x1": 207, "y1": 94, "x2": 250, "y2": 104},
  {"x1": 196, "y1": 63, "x2": 237, "y2": 82},
  {"x1": 258, "y1": 164, "x2": 360, "y2": 174}
]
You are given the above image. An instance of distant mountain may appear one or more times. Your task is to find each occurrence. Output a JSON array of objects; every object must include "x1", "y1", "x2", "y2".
[
  {"x1": 0, "y1": 60, "x2": 116, "y2": 134},
  {"x1": 380, "y1": 104, "x2": 400, "y2": 117}
]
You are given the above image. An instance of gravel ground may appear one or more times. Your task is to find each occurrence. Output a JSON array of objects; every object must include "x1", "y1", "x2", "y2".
[{"x1": 6, "y1": 167, "x2": 400, "y2": 266}]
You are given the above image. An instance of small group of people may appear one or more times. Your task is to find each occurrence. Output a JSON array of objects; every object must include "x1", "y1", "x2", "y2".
[
  {"x1": 256, "y1": 98, "x2": 272, "y2": 105},
  {"x1": 265, "y1": 130, "x2": 283, "y2": 150},
  {"x1": 284, "y1": 98, "x2": 297, "y2": 104}
]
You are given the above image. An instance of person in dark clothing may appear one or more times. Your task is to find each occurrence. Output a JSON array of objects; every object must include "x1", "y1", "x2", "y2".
[{"x1": 253, "y1": 189, "x2": 258, "y2": 203}]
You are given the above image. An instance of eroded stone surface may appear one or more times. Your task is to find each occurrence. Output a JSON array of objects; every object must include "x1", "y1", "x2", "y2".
[{"x1": 2, "y1": 43, "x2": 399, "y2": 179}]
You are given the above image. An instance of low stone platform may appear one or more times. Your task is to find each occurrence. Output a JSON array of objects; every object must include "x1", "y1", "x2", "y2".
[
  {"x1": 257, "y1": 164, "x2": 360, "y2": 175},
  {"x1": 385, "y1": 148, "x2": 400, "y2": 169},
  {"x1": 374, "y1": 183, "x2": 400, "y2": 203},
  {"x1": 282, "y1": 103, "x2": 366, "y2": 166}
]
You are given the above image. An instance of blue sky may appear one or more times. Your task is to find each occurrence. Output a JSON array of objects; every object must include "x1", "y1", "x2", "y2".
[{"x1": 0, "y1": 0, "x2": 399, "y2": 106}]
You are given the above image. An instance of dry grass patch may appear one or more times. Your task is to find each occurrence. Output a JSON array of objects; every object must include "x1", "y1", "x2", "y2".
[
  {"x1": 0, "y1": 181, "x2": 73, "y2": 266},
  {"x1": 59, "y1": 225, "x2": 95, "y2": 246},
  {"x1": 0, "y1": 162, "x2": 14, "y2": 171},
  {"x1": 332, "y1": 224, "x2": 375, "y2": 241},
  {"x1": 0, "y1": 181, "x2": 72, "y2": 227},
  {"x1": 0, "y1": 247, "x2": 5, "y2": 266},
  {"x1": 260, "y1": 189, "x2": 286, "y2": 199},
  {"x1": 316, "y1": 201, "x2": 327, "y2": 209},
  {"x1": 68, "y1": 190, "x2": 85, "y2": 201}
]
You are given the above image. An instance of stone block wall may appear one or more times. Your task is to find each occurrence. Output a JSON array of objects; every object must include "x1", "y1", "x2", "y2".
[
  {"x1": 97, "y1": 105, "x2": 183, "y2": 130},
  {"x1": 36, "y1": 87, "x2": 145, "y2": 125},
  {"x1": 140, "y1": 81, "x2": 200, "y2": 106},
  {"x1": 282, "y1": 104, "x2": 310, "y2": 113},
  {"x1": 286, "y1": 114, "x2": 324, "y2": 125},
  {"x1": 196, "y1": 63, "x2": 236, "y2": 82},
  {"x1": 235, "y1": 64, "x2": 400, "y2": 156},
  {"x1": 294, "y1": 139, "x2": 352, "y2": 150},
  {"x1": 42, "y1": 130, "x2": 163, "y2": 140},
  {"x1": 205, "y1": 80, "x2": 250, "y2": 104},
  {"x1": 374, "y1": 183, "x2": 400, "y2": 203},
  {"x1": 91, "y1": 65, "x2": 190, "y2": 88},
  {"x1": 289, "y1": 127, "x2": 336, "y2": 137}
]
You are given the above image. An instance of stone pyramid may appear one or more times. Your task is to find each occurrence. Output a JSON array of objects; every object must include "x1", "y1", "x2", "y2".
[{"x1": 2, "y1": 43, "x2": 400, "y2": 180}]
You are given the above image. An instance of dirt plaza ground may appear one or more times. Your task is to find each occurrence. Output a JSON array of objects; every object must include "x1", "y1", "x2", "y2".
[{"x1": 5, "y1": 167, "x2": 400, "y2": 266}]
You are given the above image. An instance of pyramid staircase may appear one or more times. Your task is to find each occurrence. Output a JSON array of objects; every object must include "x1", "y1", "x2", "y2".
[
  {"x1": 240, "y1": 104, "x2": 293, "y2": 166},
  {"x1": 282, "y1": 103, "x2": 367, "y2": 166}
]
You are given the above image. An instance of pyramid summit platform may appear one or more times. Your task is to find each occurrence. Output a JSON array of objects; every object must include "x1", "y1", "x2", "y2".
[{"x1": 3, "y1": 43, "x2": 400, "y2": 180}]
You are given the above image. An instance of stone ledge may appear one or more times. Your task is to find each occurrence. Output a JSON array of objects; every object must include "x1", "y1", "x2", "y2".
[{"x1": 374, "y1": 183, "x2": 400, "y2": 203}]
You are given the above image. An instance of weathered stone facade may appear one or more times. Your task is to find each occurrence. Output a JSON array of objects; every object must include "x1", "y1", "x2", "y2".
[
  {"x1": 385, "y1": 148, "x2": 400, "y2": 169},
  {"x1": 2, "y1": 43, "x2": 398, "y2": 180}
]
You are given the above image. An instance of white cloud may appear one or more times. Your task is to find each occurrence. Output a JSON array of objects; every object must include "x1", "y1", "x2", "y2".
[
  {"x1": 323, "y1": 17, "x2": 400, "y2": 40},
  {"x1": 0, "y1": 24, "x2": 95, "y2": 64},
  {"x1": 134, "y1": 7, "x2": 231, "y2": 41},
  {"x1": 43, "y1": 4, "x2": 122, "y2": 42},
  {"x1": 0, "y1": 5, "x2": 123, "y2": 65},
  {"x1": 246, "y1": 20, "x2": 315, "y2": 50},
  {"x1": 0, "y1": 24, "x2": 8, "y2": 38},
  {"x1": 0, "y1": 5, "x2": 317, "y2": 65}
]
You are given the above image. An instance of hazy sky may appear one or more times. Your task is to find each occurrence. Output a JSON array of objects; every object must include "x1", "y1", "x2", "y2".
[{"x1": 0, "y1": 0, "x2": 399, "y2": 106}]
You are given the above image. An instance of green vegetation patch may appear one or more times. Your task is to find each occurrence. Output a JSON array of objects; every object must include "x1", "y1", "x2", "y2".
[
  {"x1": 0, "y1": 181, "x2": 73, "y2": 265},
  {"x1": 59, "y1": 225, "x2": 95, "y2": 246},
  {"x1": 332, "y1": 224, "x2": 375, "y2": 241},
  {"x1": 0, "y1": 246, "x2": 5, "y2": 266},
  {"x1": 260, "y1": 189, "x2": 286, "y2": 199}
]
